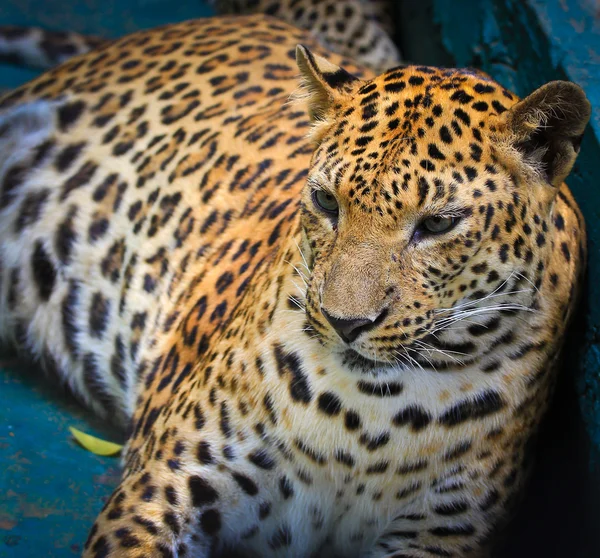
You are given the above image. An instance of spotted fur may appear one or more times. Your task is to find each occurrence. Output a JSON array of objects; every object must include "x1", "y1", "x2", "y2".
[
  {"x1": 212, "y1": 0, "x2": 402, "y2": 72},
  {"x1": 0, "y1": 0, "x2": 400, "y2": 75},
  {"x1": 0, "y1": 14, "x2": 590, "y2": 558}
]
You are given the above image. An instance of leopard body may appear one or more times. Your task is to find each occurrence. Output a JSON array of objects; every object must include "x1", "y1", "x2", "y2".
[{"x1": 0, "y1": 13, "x2": 590, "y2": 558}]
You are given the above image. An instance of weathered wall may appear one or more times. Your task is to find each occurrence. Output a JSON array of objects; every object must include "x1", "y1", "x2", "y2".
[{"x1": 395, "y1": 1, "x2": 600, "y2": 555}]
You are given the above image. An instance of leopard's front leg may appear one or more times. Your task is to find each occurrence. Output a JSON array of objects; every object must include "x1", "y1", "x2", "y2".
[
  {"x1": 82, "y1": 410, "x2": 308, "y2": 558},
  {"x1": 83, "y1": 463, "x2": 211, "y2": 558},
  {"x1": 82, "y1": 421, "x2": 263, "y2": 558}
]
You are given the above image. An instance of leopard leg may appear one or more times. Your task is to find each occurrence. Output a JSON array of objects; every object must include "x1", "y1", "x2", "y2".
[
  {"x1": 82, "y1": 453, "x2": 284, "y2": 558},
  {"x1": 83, "y1": 468, "x2": 195, "y2": 558},
  {"x1": 367, "y1": 478, "x2": 514, "y2": 558}
]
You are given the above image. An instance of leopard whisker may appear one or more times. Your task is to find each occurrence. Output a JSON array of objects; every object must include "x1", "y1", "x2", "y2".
[
  {"x1": 514, "y1": 270, "x2": 541, "y2": 295},
  {"x1": 413, "y1": 344, "x2": 465, "y2": 367},
  {"x1": 293, "y1": 239, "x2": 312, "y2": 273},
  {"x1": 432, "y1": 303, "x2": 536, "y2": 334},
  {"x1": 434, "y1": 288, "x2": 532, "y2": 316},
  {"x1": 287, "y1": 295, "x2": 305, "y2": 311},
  {"x1": 290, "y1": 279, "x2": 307, "y2": 299},
  {"x1": 285, "y1": 260, "x2": 309, "y2": 287},
  {"x1": 397, "y1": 346, "x2": 426, "y2": 373},
  {"x1": 413, "y1": 340, "x2": 467, "y2": 361},
  {"x1": 409, "y1": 343, "x2": 440, "y2": 371},
  {"x1": 434, "y1": 271, "x2": 523, "y2": 315},
  {"x1": 443, "y1": 302, "x2": 535, "y2": 321}
]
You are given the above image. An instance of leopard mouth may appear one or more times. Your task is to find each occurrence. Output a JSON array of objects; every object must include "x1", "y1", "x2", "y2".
[
  {"x1": 338, "y1": 347, "x2": 409, "y2": 376},
  {"x1": 336, "y1": 323, "x2": 478, "y2": 374},
  {"x1": 340, "y1": 348, "x2": 381, "y2": 371}
]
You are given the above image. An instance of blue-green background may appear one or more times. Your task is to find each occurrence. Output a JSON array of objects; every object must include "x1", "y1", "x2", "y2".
[
  {"x1": 0, "y1": 0, "x2": 216, "y2": 91},
  {"x1": 0, "y1": 359, "x2": 122, "y2": 556}
]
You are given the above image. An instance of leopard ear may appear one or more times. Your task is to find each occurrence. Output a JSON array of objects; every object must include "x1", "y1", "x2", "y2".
[
  {"x1": 295, "y1": 45, "x2": 359, "y2": 123},
  {"x1": 499, "y1": 81, "x2": 591, "y2": 187}
]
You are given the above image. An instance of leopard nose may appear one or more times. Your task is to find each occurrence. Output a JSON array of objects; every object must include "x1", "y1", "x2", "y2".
[{"x1": 321, "y1": 309, "x2": 376, "y2": 343}]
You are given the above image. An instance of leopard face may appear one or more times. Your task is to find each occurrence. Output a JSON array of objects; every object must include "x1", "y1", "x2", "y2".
[{"x1": 297, "y1": 50, "x2": 588, "y2": 373}]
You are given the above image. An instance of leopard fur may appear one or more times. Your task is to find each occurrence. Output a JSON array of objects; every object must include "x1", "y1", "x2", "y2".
[{"x1": 0, "y1": 13, "x2": 590, "y2": 558}]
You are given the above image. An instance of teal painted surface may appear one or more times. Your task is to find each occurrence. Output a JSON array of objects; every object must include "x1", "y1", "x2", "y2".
[
  {"x1": 0, "y1": 358, "x2": 122, "y2": 556},
  {"x1": 0, "y1": 2, "x2": 215, "y2": 555},
  {"x1": 530, "y1": 0, "x2": 600, "y2": 462},
  {"x1": 0, "y1": 0, "x2": 214, "y2": 37}
]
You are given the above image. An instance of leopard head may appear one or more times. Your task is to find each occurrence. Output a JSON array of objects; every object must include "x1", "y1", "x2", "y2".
[{"x1": 295, "y1": 45, "x2": 590, "y2": 370}]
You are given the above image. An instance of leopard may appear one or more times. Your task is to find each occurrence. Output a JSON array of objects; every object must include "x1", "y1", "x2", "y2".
[
  {"x1": 0, "y1": 0, "x2": 401, "y2": 75},
  {"x1": 0, "y1": 12, "x2": 590, "y2": 558}
]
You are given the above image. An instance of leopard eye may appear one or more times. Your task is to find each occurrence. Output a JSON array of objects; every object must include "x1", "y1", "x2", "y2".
[
  {"x1": 312, "y1": 190, "x2": 339, "y2": 215},
  {"x1": 420, "y1": 216, "x2": 458, "y2": 234}
]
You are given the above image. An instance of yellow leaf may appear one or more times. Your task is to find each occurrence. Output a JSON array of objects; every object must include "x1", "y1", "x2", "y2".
[{"x1": 69, "y1": 426, "x2": 123, "y2": 456}]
